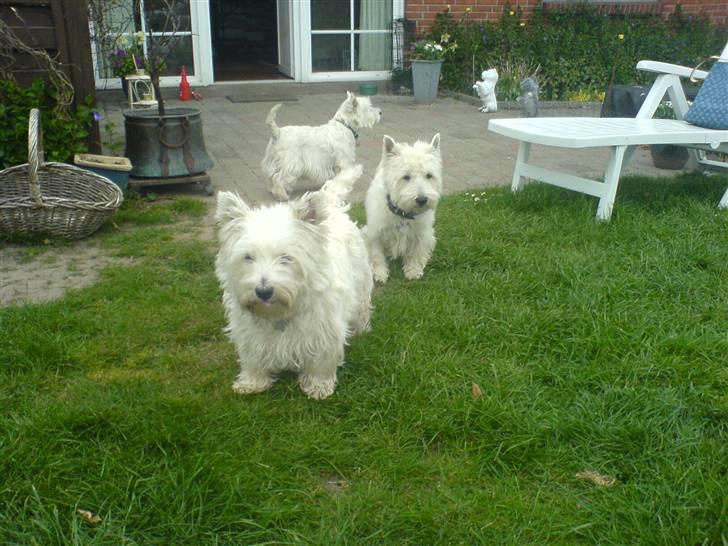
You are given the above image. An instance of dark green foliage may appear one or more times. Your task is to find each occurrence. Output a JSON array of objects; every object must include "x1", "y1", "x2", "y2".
[
  {"x1": 0, "y1": 79, "x2": 96, "y2": 169},
  {"x1": 429, "y1": 4, "x2": 725, "y2": 99}
]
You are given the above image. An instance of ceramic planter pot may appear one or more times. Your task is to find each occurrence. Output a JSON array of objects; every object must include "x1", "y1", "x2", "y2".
[
  {"x1": 411, "y1": 59, "x2": 443, "y2": 104},
  {"x1": 123, "y1": 107, "x2": 213, "y2": 178}
]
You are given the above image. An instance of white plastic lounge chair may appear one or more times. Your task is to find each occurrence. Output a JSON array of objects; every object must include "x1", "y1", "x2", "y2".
[{"x1": 488, "y1": 43, "x2": 728, "y2": 221}]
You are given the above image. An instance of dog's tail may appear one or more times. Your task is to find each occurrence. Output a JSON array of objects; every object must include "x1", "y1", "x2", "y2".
[
  {"x1": 321, "y1": 164, "x2": 363, "y2": 208},
  {"x1": 266, "y1": 103, "x2": 283, "y2": 140}
]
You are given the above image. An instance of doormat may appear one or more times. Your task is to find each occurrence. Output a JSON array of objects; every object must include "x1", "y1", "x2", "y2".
[{"x1": 226, "y1": 95, "x2": 298, "y2": 103}]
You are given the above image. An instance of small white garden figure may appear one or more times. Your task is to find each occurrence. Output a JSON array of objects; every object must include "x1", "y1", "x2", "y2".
[
  {"x1": 473, "y1": 68, "x2": 499, "y2": 113},
  {"x1": 517, "y1": 77, "x2": 539, "y2": 117}
]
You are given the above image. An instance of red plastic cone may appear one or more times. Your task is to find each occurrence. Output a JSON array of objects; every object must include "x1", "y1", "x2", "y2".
[{"x1": 179, "y1": 65, "x2": 191, "y2": 101}]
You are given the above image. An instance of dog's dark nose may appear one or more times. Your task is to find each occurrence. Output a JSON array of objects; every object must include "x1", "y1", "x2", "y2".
[
  {"x1": 416, "y1": 195, "x2": 428, "y2": 207},
  {"x1": 255, "y1": 286, "x2": 274, "y2": 301}
]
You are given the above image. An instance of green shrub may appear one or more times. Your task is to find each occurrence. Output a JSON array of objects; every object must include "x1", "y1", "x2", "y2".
[
  {"x1": 427, "y1": 4, "x2": 724, "y2": 100},
  {"x1": 0, "y1": 79, "x2": 95, "y2": 169}
]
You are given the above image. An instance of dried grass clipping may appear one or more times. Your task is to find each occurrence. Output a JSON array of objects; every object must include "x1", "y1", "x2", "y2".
[
  {"x1": 575, "y1": 470, "x2": 616, "y2": 487},
  {"x1": 76, "y1": 509, "x2": 102, "y2": 524}
]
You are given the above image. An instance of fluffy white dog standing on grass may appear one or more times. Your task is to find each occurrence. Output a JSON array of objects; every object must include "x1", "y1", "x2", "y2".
[
  {"x1": 362, "y1": 134, "x2": 442, "y2": 284},
  {"x1": 215, "y1": 166, "x2": 372, "y2": 400},
  {"x1": 261, "y1": 92, "x2": 382, "y2": 200}
]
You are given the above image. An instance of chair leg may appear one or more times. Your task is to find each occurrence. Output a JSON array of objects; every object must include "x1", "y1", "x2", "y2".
[
  {"x1": 622, "y1": 145, "x2": 636, "y2": 169},
  {"x1": 596, "y1": 145, "x2": 627, "y2": 222},
  {"x1": 719, "y1": 188, "x2": 728, "y2": 209},
  {"x1": 511, "y1": 141, "x2": 531, "y2": 192}
]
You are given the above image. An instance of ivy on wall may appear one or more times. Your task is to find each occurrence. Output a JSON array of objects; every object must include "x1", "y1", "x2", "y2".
[{"x1": 426, "y1": 5, "x2": 725, "y2": 100}]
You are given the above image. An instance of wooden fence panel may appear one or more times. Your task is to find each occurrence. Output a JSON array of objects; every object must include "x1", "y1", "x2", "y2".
[{"x1": 1, "y1": 0, "x2": 100, "y2": 151}]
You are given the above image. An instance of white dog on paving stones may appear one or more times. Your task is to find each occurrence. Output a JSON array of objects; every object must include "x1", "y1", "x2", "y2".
[
  {"x1": 261, "y1": 92, "x2": 382, "y2": 201},
  {"x1": 362, "y1": 134, "x2": 442, "y2": 284},
  {"x1": 215, "y1": 166, "x2": 372, "y2": 400}
]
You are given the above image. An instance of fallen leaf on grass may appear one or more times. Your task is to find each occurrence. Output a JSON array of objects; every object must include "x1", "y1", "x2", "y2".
[
  {"x1": 471, "y1": 383, "x2": 483, "y2": 399},
  {"x1": 575, "y1": 470, "x2": 616, "y2": 487},
  {"x1": 76, "y1": 509, "x2": 102, "y2": 524}
]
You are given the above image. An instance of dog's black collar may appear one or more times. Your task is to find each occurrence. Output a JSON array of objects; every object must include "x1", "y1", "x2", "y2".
[
  {"x1": 335, "y1": 119, "x2": 359, "y2": 140},
  {"x1": 386, "y1": 194, "x2": 421, "y2": 220}
]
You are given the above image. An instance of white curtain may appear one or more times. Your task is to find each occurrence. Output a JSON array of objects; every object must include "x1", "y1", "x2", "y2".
[{"x1": 358, "y1": 0, "x2": 392, "y2": 71}]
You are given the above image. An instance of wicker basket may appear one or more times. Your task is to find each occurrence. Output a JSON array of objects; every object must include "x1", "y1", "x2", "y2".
[{"x1": 0, "y1": 109, "x2": 123, "y2": 240}]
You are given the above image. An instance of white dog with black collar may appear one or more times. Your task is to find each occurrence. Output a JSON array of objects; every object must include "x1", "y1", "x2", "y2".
[
  {"x1": 261, "y1": 92, "x2": 382, "y2": 201},
  {"x1": 362, "y1": 134, "x2": 442, "y2": 283}
]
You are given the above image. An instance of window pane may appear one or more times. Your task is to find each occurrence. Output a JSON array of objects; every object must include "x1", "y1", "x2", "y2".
[
  {"x1": 91, "y1": 0, "x2": 137, "y2": 78},
  {"x1": 312, "y1": 34, "x2": 351, "y2": 72},
  {"x1": 158, "y1": 35, "x2": 194, "y2": 76},
  {"x1": 356, "y1": 33, "x2": 391, "y2": 71},
  {"x1": 92, "y1": 0, "x2": 194, "y2": 79},
  {"x1": 144, "y1": 0, "x2": 191, "y2": 32},
  {"x1": 355, "y1": 0, "x2": 392, "y2": 31},
  {"x1": 311, "y1": 0, "x2": 350, "y2": 30}
]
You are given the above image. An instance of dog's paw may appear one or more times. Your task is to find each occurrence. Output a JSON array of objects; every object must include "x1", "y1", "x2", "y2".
[
  {"x1": 403, "y1": 264, "x2": 425, "y2": 280},
  {"x1": 299, "y1": 375, "x2": 336, "y2": 400},
  {"x1": 270, "y1": 187, "x2": 290, "y2": 201},
  {"x1": 372, "y1": 265, "x2": 389, "y2": 284},
  {"x1": 232, "y1": 373, "x2": 274, "y2": 394}
]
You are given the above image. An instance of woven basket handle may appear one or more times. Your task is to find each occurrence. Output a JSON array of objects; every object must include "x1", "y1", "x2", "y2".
[{"x1": 28, "y1": 108, "x2": 45, "y2": 206}]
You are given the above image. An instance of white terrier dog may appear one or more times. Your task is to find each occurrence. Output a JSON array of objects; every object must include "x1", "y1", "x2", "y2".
[
  {"x1": 261, "y1": 92, "x2": 382, "y2": 200},
  {"x1": 362, "y1": 134, "x2": 442, "y2": 284},
  {"x1": 215, "y1": 166, "x2": 372, "y2": 400}
]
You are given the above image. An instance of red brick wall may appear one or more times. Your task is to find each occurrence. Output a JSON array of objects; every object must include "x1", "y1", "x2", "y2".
[{"x1": 406, "y1": 1, "x2": 728, "y2": 34}]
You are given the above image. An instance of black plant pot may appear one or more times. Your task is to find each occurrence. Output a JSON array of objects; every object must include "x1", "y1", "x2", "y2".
[
  {"x1": 123, "y1": 107, "x2": 213, "y2": 178},
  {"x1": 120, "y1": 77, "x2": 128, "y2": 99},
  {"x1": 649, "y1": 144, "x2": 689, "y2": 170}
]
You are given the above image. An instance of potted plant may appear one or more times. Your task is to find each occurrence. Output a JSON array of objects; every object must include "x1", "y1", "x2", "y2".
[
  {"x1": 649, "y1": 101, "x2": 689, "y2": 170},
  {"x1": 88, "y1": 0, "x2": 212, "y2": 180},
  {"x1": 408, "y1": 34, "x2": 457, "y2": 104},
  {"x1": 108, "y1": 32, "x2": 146, "y2": 97}
]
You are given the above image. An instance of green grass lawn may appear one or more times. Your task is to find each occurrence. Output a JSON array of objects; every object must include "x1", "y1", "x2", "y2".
[{"x1": 1, "y1": 175, "x2": 727, "y2": 545}]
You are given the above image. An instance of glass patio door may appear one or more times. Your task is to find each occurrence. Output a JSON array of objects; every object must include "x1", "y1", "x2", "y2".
[{"x1": 308, "y1": 0, "x2": 394, "y2": 78}]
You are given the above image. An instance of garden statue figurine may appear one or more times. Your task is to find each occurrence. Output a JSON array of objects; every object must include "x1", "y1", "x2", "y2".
[
  {"x1": 473, "y1": 69, "x2": 499, "y2": 113},
  {"x1": 517, "y1": 77, "x2": 539, "y2": 117}
]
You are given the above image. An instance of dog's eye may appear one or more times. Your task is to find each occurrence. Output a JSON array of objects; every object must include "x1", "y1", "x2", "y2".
[
  {"x1": 426, "y1": 173, "x2": 434, "y2": 179},
  {"x1": 402, "y1": 175, "x2": 411, "y2": 181},
  {"x1": 243, "y1": 254, "x2": 254, "y2": 262},
  {"x1": 280, "y1": 255, "x2": 294, "y2": 264}
]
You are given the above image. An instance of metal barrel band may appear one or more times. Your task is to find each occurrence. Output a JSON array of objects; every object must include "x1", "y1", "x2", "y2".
[{"x1": 157, "y1": 117, "x2": 191, "y2": 149}]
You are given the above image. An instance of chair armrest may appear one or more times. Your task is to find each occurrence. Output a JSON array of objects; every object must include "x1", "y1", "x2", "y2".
[{"x1": 636, "y1": 60, "x2": 708, "y2": 81}]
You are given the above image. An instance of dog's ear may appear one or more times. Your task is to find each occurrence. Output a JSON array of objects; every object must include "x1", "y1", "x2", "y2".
[
  {"x1": 383, "y1": 135, "x2": 398, "y2": 156},
  {"x1": 346, "y1": 90, "x2": 358, "y2": 108},
  {"x1": 216, "y1": 191, "x2": 250, "y2": 223},
  {"x1": 291, "y1": 192, "x2": 328, "y2": 225},
  {"x1": 430, "y1": 133, "x2": 441, "y2": 151}
]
